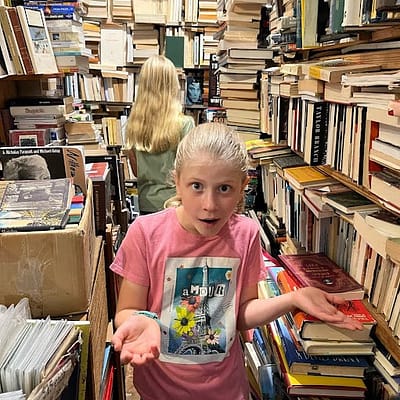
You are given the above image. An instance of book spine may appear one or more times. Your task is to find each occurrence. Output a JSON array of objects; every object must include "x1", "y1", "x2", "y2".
[
  {"x1": 0, "y1": 6, "x2": 25, "y2": 74},
  {"x1": 7, "y1": 7, "x2": 34, "y2": 75}
]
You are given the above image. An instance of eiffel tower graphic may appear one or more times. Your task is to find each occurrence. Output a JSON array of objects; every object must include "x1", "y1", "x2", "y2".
[{"x1": 176, "y1": 261, "x2": 220, "y2": 355}]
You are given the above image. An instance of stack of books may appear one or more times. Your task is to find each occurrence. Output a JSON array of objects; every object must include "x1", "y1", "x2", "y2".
[
  {"x1": 255, "y1": 252, "x2": 378, "y2": 398},
  {"x1": 7, "y1": 96, "x2": 75, "y2": 146}
]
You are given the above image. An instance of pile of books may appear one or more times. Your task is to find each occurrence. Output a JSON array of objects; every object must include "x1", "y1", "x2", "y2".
[{"x1": 255, "y1": 252, "x2": 379, "y2": 399}]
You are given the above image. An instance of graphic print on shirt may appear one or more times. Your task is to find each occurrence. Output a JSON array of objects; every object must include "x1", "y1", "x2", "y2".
[{"x1": 160, "y1": 256, "x2": 240, "y2": 364}]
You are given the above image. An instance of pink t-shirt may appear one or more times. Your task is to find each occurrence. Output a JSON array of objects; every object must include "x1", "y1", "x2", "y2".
[{"x1": 111, "y1": 207, "x2": 264, "y2": 400}]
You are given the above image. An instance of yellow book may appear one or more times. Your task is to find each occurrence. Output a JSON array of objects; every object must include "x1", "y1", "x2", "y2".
[{"x1": 283, "y1": 165, "x2": 336, "y2": 191}]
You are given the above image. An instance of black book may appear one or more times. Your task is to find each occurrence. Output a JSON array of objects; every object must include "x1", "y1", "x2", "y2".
[
  {"x1": 7, "y1": 96, "x2": 73, "y2": 107},
  {"x1": 273, "y1": 154, "x2": 307, "y2": 171}
]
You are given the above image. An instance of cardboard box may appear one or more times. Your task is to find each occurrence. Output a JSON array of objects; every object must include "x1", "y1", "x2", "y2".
[{"x1": 0, "y1": 180, "x2": 96, "y2": 317}]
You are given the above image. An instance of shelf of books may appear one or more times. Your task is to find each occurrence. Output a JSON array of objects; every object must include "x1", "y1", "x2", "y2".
[{"x1": 241, "y1": 1, "x2": 400, "y2": 399}]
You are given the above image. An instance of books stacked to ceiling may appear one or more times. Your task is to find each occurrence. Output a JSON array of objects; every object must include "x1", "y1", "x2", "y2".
[
  {"x1": 255, "y1": 253, "x2": 377, "y2": 399},
  {"x1": 217, "y1": 0, "x2": 275, "y2": 135},
  {"x1": 7, "y1": 96, "x2": 76, "y2": 147}
]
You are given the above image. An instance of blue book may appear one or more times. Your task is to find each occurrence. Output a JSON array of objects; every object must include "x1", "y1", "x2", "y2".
[{"x1": 275, "y1": 317, "x2": 370, "y2": 378}]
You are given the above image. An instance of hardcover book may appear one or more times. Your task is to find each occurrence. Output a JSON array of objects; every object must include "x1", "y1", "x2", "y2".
[
  {"x1": 276, "y1": 268, "x2": 375, "y2": 341},
  {"x1": 275, "y1": 317, "x2": 370, "y2": 377},
  {"x1": 0, "y1": 5, "x2": 25, "y2": 74},
  {"x1": 278, "y1": 252, "x2": 365, "y2": 300},
  {"x1": 291, "y1": 299, "x2": 376, "y2": 342},
  {"x1": 6, "y1": 7, "x2": 34, "y2": 75},
  {"x1": 0, "y1": 177, "x2": 73, "y2": 232}
]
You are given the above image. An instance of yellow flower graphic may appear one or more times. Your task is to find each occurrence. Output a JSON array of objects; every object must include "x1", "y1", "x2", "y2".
[
  {"x1": 173, "y1": 306, "x2": 196, "y2": 336},
  {"x1": 225, "y1": 270, "x2": 232, "y2": 281}
]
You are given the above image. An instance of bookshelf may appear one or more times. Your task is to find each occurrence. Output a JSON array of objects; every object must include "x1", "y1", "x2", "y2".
[{"x1": 250, "y1": 0, "x2": 400, "y2": 398}]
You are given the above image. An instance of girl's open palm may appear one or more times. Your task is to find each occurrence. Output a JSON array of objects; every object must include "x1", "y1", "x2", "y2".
[{"x1": 112, "y1": 314, "x2": 161, "y2": 366}]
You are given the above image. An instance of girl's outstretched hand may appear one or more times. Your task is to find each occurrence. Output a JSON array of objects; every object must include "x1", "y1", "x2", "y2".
[
  {"x1": 112, "y1": 314, "x2": 161, "y2": 366},
  {"x1": 291, "y1": 287, "x2": 364, "y2": 330}
]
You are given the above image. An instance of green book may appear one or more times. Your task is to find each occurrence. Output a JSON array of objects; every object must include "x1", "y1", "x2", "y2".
[{"x1": 165, "y1": 36, "x2": 184, "y2": 68}]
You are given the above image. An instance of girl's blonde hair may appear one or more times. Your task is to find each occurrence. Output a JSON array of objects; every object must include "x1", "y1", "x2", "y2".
[
  {"x1": 165, "y1": 122, "x2": 249, "y2": 212},
  {"x1": 125, "y1": 55, "x2": 184, "y2": 153}
]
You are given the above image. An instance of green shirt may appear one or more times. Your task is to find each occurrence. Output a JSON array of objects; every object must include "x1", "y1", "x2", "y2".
[{"x1": 135, "y1": 116, "x2": 194, "y2": 213}]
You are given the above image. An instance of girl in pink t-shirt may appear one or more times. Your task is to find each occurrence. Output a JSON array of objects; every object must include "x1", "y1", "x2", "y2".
[{"x1": 111, "y1": 122, "x2": 362, "y2": 400}]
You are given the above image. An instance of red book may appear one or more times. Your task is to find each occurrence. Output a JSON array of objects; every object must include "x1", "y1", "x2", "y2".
[
  {"x1": 292, "y1": 300, "x2": 376, "y2": 342},
  {"x1": 278, "y1": 252, "x2": 365, "y2": 300}
]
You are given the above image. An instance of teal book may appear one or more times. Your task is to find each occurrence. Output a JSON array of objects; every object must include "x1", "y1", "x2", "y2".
[{"x1": 165, "y1": 36, "x2": 184, "y2": 68}]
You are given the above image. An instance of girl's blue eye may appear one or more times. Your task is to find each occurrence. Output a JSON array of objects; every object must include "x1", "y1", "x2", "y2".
[{"x1": 192, "y1": 182, "x2": 202, "y2": 191}]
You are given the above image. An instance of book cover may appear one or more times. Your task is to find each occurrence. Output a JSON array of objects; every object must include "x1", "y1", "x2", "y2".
[
  {"x1": 15, "y1": 6, "x2": 59, "y2": 74},
  {"x1": 275, "y1": 317, "x2": 370, "y2": 377},
  {"x1": 0, "y1": 146, "x2": 87, "y2": 195},
  {"x1": 308, "y1": 59, "x2": 381, "y2": 83},
  {"x1": 323, "y1": 190, "x2": 379, "y2": 214},
  {"x1": 9, "y1": 128, "x2": 51, "y2": 147},
  {"x1": 278, "y1": 252, "x2": 365, "y2": 300},
  {"x1": 272, "y1": 154, "x2": 307, "y2": 172},
  {"x1": 0, "y1": 177, "x2": 73, "y2": 232}
]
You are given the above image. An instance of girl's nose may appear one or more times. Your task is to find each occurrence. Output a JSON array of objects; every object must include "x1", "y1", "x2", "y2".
[{"x1": 202, "y1": 190, "x2": 217, "y2": 211}]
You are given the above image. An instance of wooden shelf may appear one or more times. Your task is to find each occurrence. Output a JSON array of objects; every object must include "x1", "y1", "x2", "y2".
[
  {"x1": 316, "y1": 165, "x2": 400, "y2": 217},
  {"x1": 363, "y1": 299, "x2": 400, "y2": 363}
]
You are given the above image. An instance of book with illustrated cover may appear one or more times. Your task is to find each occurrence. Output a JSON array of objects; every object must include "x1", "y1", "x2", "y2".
[
  {"x1": 291, "y1": 299, "x2": 376, "y2": 342},
  {"x1": 0, "y1": 177, "x2": 74, "y2": 232},
  {"x1": 0, "y1": 146, "x2": 86, "y2": 195},
  {"x1": 278, "y1": 252, "x2": 365, "y2": 300},
  {"x1": 15, "y1": 6, "x2": 58, "y2": 75},
  {"x1": 275, "y1": 317, "x2": 370, "y2": 377}
]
